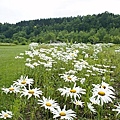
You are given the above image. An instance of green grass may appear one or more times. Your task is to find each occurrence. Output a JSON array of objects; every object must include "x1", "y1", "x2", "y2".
[
  {"x1": 0, "y1": 43, "x2": 120, "y2": 120},
  {"x1": 0, "y1": 45, "x2": 28, "y2": 86},
  {"x1": 0, "y1": 45, "x2": 28, "y2": 114}
]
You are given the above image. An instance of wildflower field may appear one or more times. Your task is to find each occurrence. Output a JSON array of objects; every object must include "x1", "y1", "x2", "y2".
[{"x1": 0, "y1": 43, "x2": 120, "y2": 120}]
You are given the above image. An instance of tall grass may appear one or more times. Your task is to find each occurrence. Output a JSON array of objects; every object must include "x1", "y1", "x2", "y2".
[{"x1": 0, "y1": 43, "x2": 120, "y2": 120}]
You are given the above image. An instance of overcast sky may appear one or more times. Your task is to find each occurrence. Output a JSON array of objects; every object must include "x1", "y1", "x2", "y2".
[{"x1": 0, "y1": 0, "x2": 120, "y2": 24}]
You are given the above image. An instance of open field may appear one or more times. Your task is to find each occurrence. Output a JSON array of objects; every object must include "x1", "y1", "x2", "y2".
[
  {"x1": 0, "y1": 45, "x2": 28, "y2": 115},
  {"x1": 0, "y1": 45, "x2": 28, "y2": 87},
  {"x1": 0, "y1": 43, "x2": 120, "y2": 120}
]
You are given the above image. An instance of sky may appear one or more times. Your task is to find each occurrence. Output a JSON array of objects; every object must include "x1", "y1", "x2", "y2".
[{"x1": 0, "y1": 0, "x2": 120, "y2": 24}]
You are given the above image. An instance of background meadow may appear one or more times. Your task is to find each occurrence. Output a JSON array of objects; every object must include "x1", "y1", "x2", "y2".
[{"x1": 0, "y1": 43, "x2": 120, "y2": 120}]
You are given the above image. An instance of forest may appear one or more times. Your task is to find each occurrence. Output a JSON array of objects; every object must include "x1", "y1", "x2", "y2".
[{"x1": 0, "y1": 11, "x2": 120, "y2": 44}]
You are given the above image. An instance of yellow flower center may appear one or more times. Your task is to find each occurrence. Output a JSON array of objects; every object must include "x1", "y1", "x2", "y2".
[
  {"x1": 59, "y1": 111, "x2": 66, "y2": 116},
  {"x1": 28, "y1": 90, "x2": 34, "y2": 94},
  {"x1": 46, "y1": 102, "x2": 51, "y2": 106},
  {"x1": 4, "y1": 113, "x2": 8, "y2": 118},
  {"x1": 67, "y1": 76, "x2": 72, "y2": 80},
  {"x1": 101, "y1": 85, "x2": 106, "y2": 89},
  {"x1": 9, "y1": 87, "x2": 14, "y2": 91},
  {"x1": 21, "y1": 80, "x2": 26, "y2": 84},
  {"x1": 71, "y1": 53, "x2": 75, "y2": 56},
  {"x1": 70, "y1": 89, "x2": 76, "y2": 93},
  {"x1": 98, "y1": 91, "x2": 105, "y2": 96},
  {"x1": 76, "y1": 101, "x2": 79, "y2": 105}
]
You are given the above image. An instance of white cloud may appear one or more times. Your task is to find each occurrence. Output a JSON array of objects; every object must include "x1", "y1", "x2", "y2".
[{"x1": 0, "y1": 0, "x2": 120, "y2": 24}]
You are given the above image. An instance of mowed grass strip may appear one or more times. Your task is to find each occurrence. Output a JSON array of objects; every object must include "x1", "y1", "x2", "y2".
[
  {"x1": 0, "y1": 45, "x2": 28, "y2": 87},
  {"x1": 0, "y1": 45, "x2": 28, "y2": 111}
]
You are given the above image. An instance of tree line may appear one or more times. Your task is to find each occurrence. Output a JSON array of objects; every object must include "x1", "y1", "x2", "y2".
[{"x1": 0, "y1": 11, "x2": 120, "y2": 44}]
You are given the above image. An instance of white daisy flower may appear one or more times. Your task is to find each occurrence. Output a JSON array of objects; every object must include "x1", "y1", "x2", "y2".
[
  {"x1": 90, "y1": 86, "x2": 115, "y2": 106},
  {"x1": 32, "y1": 62, "x2": 40, "y2": 66},
  {"x1": 87, "y1": 103, "x2": 96, "y2": 113},
  {"x1": 92, "y1": 81, "x2": 115, "y2": 92},
  {"x1": 21, "y1": 87, "x2": 42, "y2": 99},
  {"x1": 38, "y1": 96, "x2": 59, "y2": 111},
  {"x1": 25, "y1": 63, "x2": 35, "y2": 69},
  {"x1": 58, "y1": 83, "x2": 86, "y2": 100},
  {"x1": 2, "y1": 85, "x2": 20, "y2": 94},
  {"x1": 69, "y1": 52, "x2": 78, "y2": 59},
  {"x1": 15, "y1": 56, "x2": 24, "y2": 59},
  {"x1": 60, "y1": 74, "x2": 78, "y2": 82},
  {"x1": 89, "y1": 97, "x2": 98, "y2": 104},
  {"x1": 101, "y1": 81, "x2": 115, "y2": 91},
  {"x1": 13, "y1": 75, "x2": 34, "y2": 88},
  {"x1": 52, "y1": 105, "x2": 76, "y2": 120},
  {"x1": 0, "y1": 110, "x2": 13, "y2": 119},
  {"x1": 112, "y1": 103, "x2": 120, "y2": 116},
  {"x1": 72, "y1": 100, "x2": 84, "y2": 107},
  {"x1": 65, "y1": 70, "x2": 77, "y2": 74},
  {"x1": 74, "y1": 60, "x2": 89, "y2": 71},
  {"x1": 80, "y1": 78, "x2": 86, "y2": 84},
  {"x1": 85, "y1": 53, "x2": 89, "y2": 58}
]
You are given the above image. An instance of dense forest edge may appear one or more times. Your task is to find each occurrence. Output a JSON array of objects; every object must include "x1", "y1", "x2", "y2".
[{"x1": 0, "y1": 11, "x2": 120, "y2": 44}]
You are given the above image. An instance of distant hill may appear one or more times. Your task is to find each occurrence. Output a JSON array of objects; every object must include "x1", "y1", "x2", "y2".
[{"x1": 0, "y1": 11, "x2": 120, "y2": 44}]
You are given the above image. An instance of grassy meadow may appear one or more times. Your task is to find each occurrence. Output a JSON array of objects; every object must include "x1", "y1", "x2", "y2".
[
  {"x1": 0, "y1": 43, "x2": 120, "y2": 120},
  {"x1": 0, "y1": 45, "x2": 27, "y2": 86},
  {"x1": 0, "y1": 45, "x2": 27, "y2": 115}
]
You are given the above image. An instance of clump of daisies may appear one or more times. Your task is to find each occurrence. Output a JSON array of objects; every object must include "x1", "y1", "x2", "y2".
[
  {"x1": 1, "y1": 75, "x2": 43, "y2": 99},
  {"x1": 37, "y1": 96, "x2": 76, "y2": 120}
]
